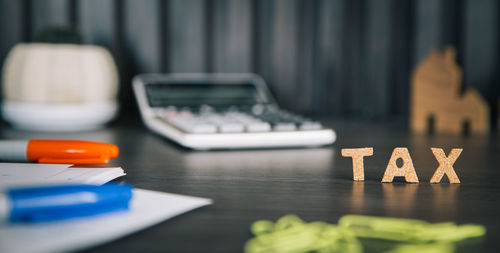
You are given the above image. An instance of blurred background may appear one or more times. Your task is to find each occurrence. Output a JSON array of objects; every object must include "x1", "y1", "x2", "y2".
[{"x1": 0, "y1": 0, "x2": 498, "y2": 121}]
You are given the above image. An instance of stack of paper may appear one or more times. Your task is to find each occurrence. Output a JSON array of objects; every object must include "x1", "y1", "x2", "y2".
[
  {"x1": 0, "y1": 163, "x2": 212, "y2": 253},
  {"x1": 0, "y1": 163, "x2": 126, "y2": 187},
  {"x1": 0, "y1": 189, "x2": 212, "y2": 253}
]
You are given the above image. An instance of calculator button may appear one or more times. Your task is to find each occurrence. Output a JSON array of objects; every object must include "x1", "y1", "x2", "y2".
[
  {"x1": 168, "y1": 114, "x2": 217, "y2": 133},
  {"x1": 299, "y1": 121, "x2": 322, "y2": 130},
  {"x1": 199, "y1": 104, "x2": 215, "y2": 114},
  {"x1": 163, "y1": 106, "x2": 323, "y2": 134},
  {"x1": 219, "y1": 123, "x2": 245, "y2": 133},
  {"x1": 273, "y1": 122, "x2": 296, "y2": 131},
  {"x1": 175, "y1": 121, "x2": 217, "y2": 133},
  {"x1": 190, "y1": 124, "x2": 218, "y2": 133},
  {"x1": 251, "y1": 104, "x2": 265, "y2": 115},
  {"x1": 165, "y1": 106, "x2": 178, "y2": 112},
  {"x1": 246, "y1": 122, "x2": 271, "y2": 132}
]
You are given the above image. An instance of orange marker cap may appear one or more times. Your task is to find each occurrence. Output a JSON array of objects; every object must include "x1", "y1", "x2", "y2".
[{"x1": 27, "y1": 140, "x2": 119, "y2": 164}]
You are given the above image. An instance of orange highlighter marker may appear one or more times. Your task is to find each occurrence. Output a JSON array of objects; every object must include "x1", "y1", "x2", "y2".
[{"x1": 0, "y1": 140, "x2": 119, "y2": 164}]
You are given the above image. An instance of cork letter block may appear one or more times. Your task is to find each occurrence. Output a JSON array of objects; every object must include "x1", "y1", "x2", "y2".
[
  {"x1": 341, "y1": 148, "x2": 373, "y2": 181},
  {"x1": 430, "y1": 148, "x2": 462, "y2": 184},
  {"x1": 382, "y1": 147, "x2": 419, "y2": 183}
]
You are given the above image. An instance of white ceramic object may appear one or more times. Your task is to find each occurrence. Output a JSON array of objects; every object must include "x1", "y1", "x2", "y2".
[
  {"x1": 1, "y1": 43, "x2": 119, "y2": 131},
  {"x1": 1, "y1": 101, "x2": 118, "y2": 131}
]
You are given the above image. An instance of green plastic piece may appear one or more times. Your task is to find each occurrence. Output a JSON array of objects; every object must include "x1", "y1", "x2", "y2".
[
  {"x1": 244, "y1": 214, "x2": 486, "y2": 253},
  {"x1": 338, "y1": 215, "x2": 486, "y2": 243},
  {"x1": 245, "y1": 215, "x2": 362, "y2": 253},
  {"x1": 385, "y1": 243, "x2": 455, "y2": 253}
]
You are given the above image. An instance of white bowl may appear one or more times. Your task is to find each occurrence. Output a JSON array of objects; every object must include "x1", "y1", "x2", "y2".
[{"x1": 2, "y1": 101, "x2": 118, "y2": 131}]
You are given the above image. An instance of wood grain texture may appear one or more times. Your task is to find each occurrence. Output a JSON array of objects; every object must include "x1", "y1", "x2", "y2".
[
  {"x1": 123, "y1": 0, "x2": 162, "y2": 73},
  {"x1": 212, "y1": 0, "x2": 253, "y2": 73},
  {"x1": 363, "y1": 0, "x2": 393, "y2": 118},
  {"x1": 463, "y1": 0, "x2": 499, "y2": 98},
  {"x1": 30, "y1": 0, "x2": 71, "y2": 39},
  {"x1": 167, "y1": 0, "x2": 207, "y2": 72},
  {"x1": 0, "y1": 0, "x2": 24, "y2": 72},
  {"x1": 413, "y1": 0, "x2": 445, "y2": 65},
  {"x1": 254, "y1": 0, "x2": 274, "y2": 92},
  {"x1": 296, "y1": 0, "x2": 316, "y2": 114},
  {"x1": 391, "y1": 0, "x2": 413, "y2": 116},
  {"x1": 0, "y1": 0, "x2": 498, "y2": 119},
  {"x1": 316, "y1": 0, "x2": 344, "y2": 116},
  {"x1": 270, "y1": 0, "x2": 299, "y2": 112},
  {"x1": 343, "y1": 0, "x2": 364, "y2": 116},
  {"x1": 78, "y1": 0, "x2": 115, "y2": 47},
  {"x1": 1, "y1": 116, "x2": 497, "y2": 252}
]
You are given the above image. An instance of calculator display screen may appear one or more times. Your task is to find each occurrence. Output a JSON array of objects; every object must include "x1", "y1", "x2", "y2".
[{"x1": 146, "y1": 83, "x2": 268, "y2": 107}]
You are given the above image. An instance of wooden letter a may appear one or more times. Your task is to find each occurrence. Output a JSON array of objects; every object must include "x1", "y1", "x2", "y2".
[{"x1": 382, "y1": 147, "x2": 419, "y2": 183}]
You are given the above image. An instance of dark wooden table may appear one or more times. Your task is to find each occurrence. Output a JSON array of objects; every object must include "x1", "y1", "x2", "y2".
[{"x1": 2, "y1": 115, "x2": 498, "y2": 252}]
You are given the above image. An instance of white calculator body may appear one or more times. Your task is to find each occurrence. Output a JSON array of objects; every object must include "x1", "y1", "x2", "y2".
[{"x1": 133, "y1": 73, "x2": 335, "y2": 150}]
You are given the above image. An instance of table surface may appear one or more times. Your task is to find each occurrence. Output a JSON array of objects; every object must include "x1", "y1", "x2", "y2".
[{"x1": 2, "y1": 115, "x2": 499, "y2": 252}]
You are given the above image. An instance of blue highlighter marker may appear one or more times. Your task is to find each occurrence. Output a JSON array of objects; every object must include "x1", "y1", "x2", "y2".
[{"x1": 0, "y1": 183, "x2": 133, "y2": 223}]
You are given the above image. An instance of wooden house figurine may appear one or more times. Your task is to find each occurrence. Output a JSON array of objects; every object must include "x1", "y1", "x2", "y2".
[{"x1": 410, "y1": 47, "x2": 489, "y2": 134}]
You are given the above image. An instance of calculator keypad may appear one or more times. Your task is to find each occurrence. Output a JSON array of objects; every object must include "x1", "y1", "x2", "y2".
[{"x1": 157, "y1": 105, "x2": 322, "y2": 134}]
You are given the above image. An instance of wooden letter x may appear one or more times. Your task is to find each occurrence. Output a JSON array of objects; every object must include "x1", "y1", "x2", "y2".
[
  {"x1": 341, "y1": 148, "x2": 373, "y2": 181},
  {"x1": 430, "y1": 148, "x2": 462, "y2": 184}
]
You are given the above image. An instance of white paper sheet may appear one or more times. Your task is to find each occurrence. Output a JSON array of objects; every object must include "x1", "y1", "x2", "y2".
[
  {"x1": 0, "y1": 163, "x2": 125, "y2": 188},
  {"x1": 0, "y1": 188, "x2": 212, "y2": 253}
]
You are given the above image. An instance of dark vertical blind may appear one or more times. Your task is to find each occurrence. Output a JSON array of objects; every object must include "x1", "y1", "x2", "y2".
[{"x1": 0, "y1": 0, "x2": 498, "y2": 119}]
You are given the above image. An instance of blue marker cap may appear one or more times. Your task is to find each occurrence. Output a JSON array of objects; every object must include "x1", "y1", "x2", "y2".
[{"x1": 2, "y1": 183, "x2": 133, "y2": 223}]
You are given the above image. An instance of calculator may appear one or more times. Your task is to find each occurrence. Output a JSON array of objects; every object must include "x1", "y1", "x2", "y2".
[{"x1": 132, "y1": 73, "x2": 336, "y2": 150}]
